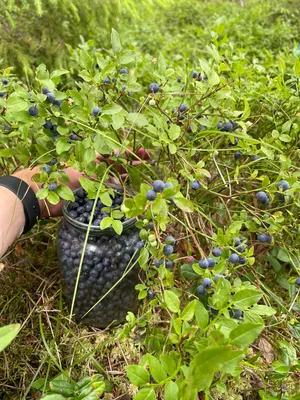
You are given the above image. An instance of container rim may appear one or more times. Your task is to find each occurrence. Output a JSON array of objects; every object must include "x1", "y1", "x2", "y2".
[{"x1": 62, "y1": 184, "x2": 137, "y2": 236}]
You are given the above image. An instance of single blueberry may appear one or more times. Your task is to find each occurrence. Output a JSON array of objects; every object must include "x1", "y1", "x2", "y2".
[
  {"x1": 42, "y1": 87, "x2": 50, "y2": 95},
  {"x1": 199, "y1": 259, "x2": 209, "y2": 269},
  {"x1": 202, "y1": 277, "x2": 212, "y2": 288},
  {"x1": 2, "y1": 78, "x2": 8, "y2": 85},
  {"x1": 177, "y1": 76, "x2": 182, "y2": 82},
  {"x1": 217, "y1": 122, "x2": 224, "y2": 130},
  {"x1": 42, "y1": 165, "x2": 51, "y2": 174},
  {"x1": 147, "y1": 290, "x2": 155, "y2": 299},
  {"x1": 296, "y1": 277, "x2": 300, "y2": 286},
  {"x1": 232, "y1": 237, "x2": 241, "y2": 247},
  {"x1": 276, "y1": 180, "x2": 290, "y2": 192},
  {"x1": 236, "y1": 245, "x2": 245, "y2": 253},
  {"x1": 43, "y1": 120, "x2": 52, "y2": 129},
  {"x1": 49, "y1": 158, "x2": 57, "y2": 166},
  {"x1": 103, "y1": 77, "x2": 111, "y2": 84},
  {"x1": 163, "y1": 245, "x2": 174, "y2": 256},
  {"x1": 251, "y1": 155, "x2": 259, "y2": 161},
  {"x1": 234, "y1": 151, "x2": 243, "y2": 160},
  {"x1": 149, "y1": 83, "x2": 160, "y2": 93},
  {"x1": 28, "y1": 106, "x2": 39, "y2": 117},
  {"x1": 46, "y1": 92, "x2": 55, "y2": 103},
  {"x1": 257, "y1": 233, "x2": 272, "y2": 243},
  {"x1": 229, "y1": 253, "x2": 239, "y2": 264},
  {"x1": 154, "y1": 259, "x2": 163, "y2": 267},
  {"x1": 54, "y1": 99, "x2": 62, "y2": 108},
  {"x1": 119, "y1": 68, "x2": 128, "y2": 74},
  {"x1": 135, "y1": 241, "x2": 145, "y2": 250},
  {"x1": 152, "y1": 180, "x2": 165, "y2": 193},
  {"x1": 228, "y1": 137, "x2": 239, "y2": 146},
  {"x1": 70, "y1": 133, "x2": 80, "y2": 141},
  {"x1": 256, "y1": 191, "x2": 269, "y2": 205},
  {"x1": 179, "y1": 103, "x2": 187, "y2": 113},
  {"x1": 165, "y1": 260, "x2": 173, "y2": 268},
  {"x1": 92, "y1": 106, "x2": 101, "y2": 117},
  {"x1": 212, "y1": 248, "x2": 222, "y2": 257},
  {"x1": 164, "y1": 182, "x2": 173, "y2": 189},
  {"x1": 192, "y1": 70, "x2": 198, "y2": 78},
  {"x1": 146, "y1": 190, "x2": 157, "y2": 201},
  {"x1": 196, "y1": 285, "x2": 206, "y2": 295},
  {"x1": 233, "y1": 309, "x2": 243, "y2": 319},
  {"x1": 238, "y1": 256, "x2": 247, "y2": 264},
  {"x1": 121, "y1": 85, "x2": 126, "y2": 91},
  {"x1": 0, "y1": 92, "x2": 7, "y2": 97},
  {"x1": 48, "y1": 183, "x2": 57, "y2": 191},
  {"x1": 207, "y1": 258, "x2": 216, "y2": 268},
  {"x1": 223, "y1": 122, "x2": 233, "y2": 132},
  {"x1": 191, "y1": 180, "x2": 201, "y2": 190},
  {"x1": 165, "y1": 235, "x2": 176, "y2": 245}
]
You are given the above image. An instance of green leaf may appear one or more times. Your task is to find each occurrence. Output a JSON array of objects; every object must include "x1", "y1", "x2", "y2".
[
  {"x1": 146, "y1": 354, "x2": 167, "y2": 383},
  {"x1": 134, "y1": 388, "x2": 156, "y2": 400},
  {"x1": 0, "y1": 148, "x2": 14, "y2": 157},
  {"x1": 36, "y1": 188, "x2": 49, "y2": 200},
  {"x1": 278, "y1": 57, "x2": 286, "y2": 74},
  {"x1": 168, "y1": 124, "x2": 181, "y2": 140},
  {"x1": 232, "y1": 289, "x2": 263, "y2": 309},
  {"x1": 159, "y1": 354, "x2": 177, "y2": 376},
  {"x1": 41, "y1": 395, "x2": 66, "y2": 400},
  {"x1": 100, "y1": 217, "x2": 113, "y2": 230},
  {"x1": 47, "y1": 191, "x2": 60, "y2": 205},
  {"x1": 125, "y1": 365, "x2": 150, "y2": 387},
  {"x1": 119, "y1": 50, "x2": 136, "y2": 64},
  {"x1": 50, "y1": 69, "x2": 69, "y2": 79},
  {"x1": 56, "y1": 138, "x2": 71, "y2": 155},
  {"x1": 101, "y1": 104, "x2": 123, "y2": 115},
  {"x1": 164, "y1": 381, "x2": 179, "y2": 400},
  {"x1": 168, "y1": 143, "x2": 177, "y2": 154},
  {"x1": 229, "y1": 322, "x2": 264, "y2": 348},
  {"x1": 111, "y1": 28, "x2": 122, "y2": 54},
  {"x1": 164, "y1": 290, "x2": 180, "y2": 313},
  {"x1": 100, "y1": 191, "x2": 113, "y2": 206},
  {"x1": 112, "y1": 114, "x2": 124, "y2": 130},
  {"x1": 208, "y1": 69, "x2": 220, "y2": 86},
  {"x1": 112, "y1": 219, "x2": 123, "y2": 235},
  {"x1": 294, "y1": 58, "x2": 300, "y2": 77},
  {"x1": 138, "y1": 248, "x2": 149, "y2": 270},
  {"x1": 127, "y1": 113, "x2": 148, "y2": 127},
  {"x1": 277, "y1": 248, "x2": 290, "y2": 263},
  {"x1": 251, "y1": 305, "x2": 276, "y2": 316},
  {"x1": 57, "y1": 185, "x2": 75, "y2": 201},
  {"x1": 181, "y1": 300, "x2": 196, "y2": 321},
  {"x1": 0, "y1": 324, "x2": 20, "y2": 352},
  {"x1": 194, "y1": 301, "x2": 209, "y2": 330},
  {"x1": 180, "y1": 264, "x2": 200, "y2": 280},
  {"x1": 79, "y1": 177, "x2": 97, "y2": 198},
  {"x1": 173, "y1": 197, "x2": 194, "y2": 212}
]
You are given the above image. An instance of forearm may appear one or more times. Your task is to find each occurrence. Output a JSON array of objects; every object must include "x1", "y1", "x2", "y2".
[{"x1": 0, "y1": 186, "x2": 26, "y2": 257}]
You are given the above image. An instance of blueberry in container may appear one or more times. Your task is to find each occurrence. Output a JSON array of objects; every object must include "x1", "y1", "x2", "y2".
[{"x1": 57, "y1": 186, "x2": 142, "y2": 329}]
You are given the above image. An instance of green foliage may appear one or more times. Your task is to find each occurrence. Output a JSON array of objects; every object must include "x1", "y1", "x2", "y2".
[{"x1": 0, "y1": 324, "x2": 20, "y2": 352}]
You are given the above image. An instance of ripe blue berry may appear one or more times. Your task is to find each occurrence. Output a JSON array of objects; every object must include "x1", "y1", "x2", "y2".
[
  {"x1": 92, "y1": 106, "x2": 101, "y2": 117},
  {"x1": 42, "y1": 165, "x2": 51, "y2": 174},
  {"x1": 179, "y1": 103, "x2": 187, "y2": 112},
  {"x1": 177, "y1": 76, "x2": 182, "y2": 82},
  {"x1": 212, "y1": 248, "x2": 222, "y2": 257},
  {"x1": 229, "y1": 253, "x2": 239, "y2": 264},
  {"x1": 233, "y1": 309, "x2": 243, "y2": 319},
  {"x1": 46, "y1": 92, "x2": 55, "y2": 103},
  {"x1": 49, "y1": 158, "x2": 57, "y2": 166},
  {"x1": 214, "y1": 274, "x2": 224, "y2": 282},
  {"x1": 28, "y1": 106, "x2": 39, "y2": 117},
  {"x1": 257, "y1": 233, "x2": 272, "y2": 243},
  {"x1": 296, "y1": 277, "x2": 300, "y2": 286},
  {"x1": 232, "y1": 237, "x2": 241, "y2": 246},
  {"x1": 234, "y1": 151, "x2": 242, "y2": 160},
  {"x1": 70, "y1": 133, "x2": 80, "y2": 141},
  {"x1": 42, "y1": 87, "x2": 50, "y2": 95},
  {"x1": 154, "y1": 259, "x2": 163, "y2": 267},
  {"x1": 0, "y1": 92, "x2": 7, "y2": 97},
  {"x1": 103, "y1": 78, "x2": 111, "y2": 84},
  {"x1": 119, "y1": 68, "x2": 128, "y2": 74},
  {"x1": 121, "y1": 85, "x2": 127, "y2": 91},
  {"x1": 164, "y1": 182, "x2": 173, "y2": 189},
  {"x1": 196, "y1": 285, "x2": 206, "y2": 295},
  {"x1": 202, "y1": 277, "x2": 212, "y2": 288},
  {"x1": 54, "y1": 99, "x2": 62, "y2": 108},
  {"x1": 223, "y1": 122, "x2": 233, "y2": 132},
  {"x1": 199, "y1": 259, "x2": 209, "y2": 269},
  {"x1": 238, "y1": 256, "x2": 247, "y2": 264},
  {"x1": 165, "y1": 236, "x2": 176, "y2": 245},
  {"x1": 165, "y1": 260, "x2": 173, "y2": 268},
  {"x1": 217, "y1": 122, "x2": 224, "y2": 130},
  {"x1": 276, "y1": 180, "x2": 290, "y2": 192},
  {"x1": 251, "y1": 155, "x2": 259, "y2": 161},
  {"x1": 146, "y1": 190, "x2": 157, "y2": 201},
  {"x1": 152, "y1": 180, "x2": 165, "y2": 192},
  {"x1": 163, "y1": 245, "x2": 174, "y2": 256},
  {"x1": 2, "y1": 78, "x2": 8, "y2": 85},
  {"x1": 191, "y1": 180, "x2": 201, "y2": 190},
  {"x1": 48, "y1": 183, "x2": 57, "y2": 191},
  {"x1": 256, "y1": 191, "x2": 269, "y2": 205},
  {"x1": 148, "y1": 290, "x2": 155, "y2": 299},
  {"x1": 207, "y1": 258, "x2": 216, "y2": 268},
  {"x1": 149, "y1": 83, "x2": 159, "y2": 93},
  {"x1": 236, "y1": 245, "x2": 245, "y2": 253},
  {"x1": 192, "y1": 70, "x2": 198, "y2": 78},
  {"x1": 135, "y1": 241, "x2": 145, "y2": 250}
]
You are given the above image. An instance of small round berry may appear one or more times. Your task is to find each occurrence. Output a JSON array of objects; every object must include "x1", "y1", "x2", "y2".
[
  {"x1": 146, "y1": 190, "x2": 157, "y2": 201},
  {"x1": 234, "y1": 151, "x2": 242, "y2": 160},
  {"x1": 49, "y1": 158, "x2": 57, "y2": 166},
  {"x1": 199, "y1": 259, "x2": 209, "y2": 269},
  {"x1": 236, "y1": 245, "x2": 245, "y2": 253},
  {"x1": 233, "y1": 309, "x2": 243, "y2": 319},
  {"x1": 42, "y1": 165, "x2": 51, "y2": 174},
  {"x1": 135, "y1": 241, "x2": 145, "y2": 250},
  {"x1": 296, "y1": 277, "x2": 300, "y2": 286},
  {"x1": 232, "y1": 237, "x2": 241, "y2": 246},
  {"x1": 92, "y1": 106, "x2": 101, "y2": 117},
  {"x1": 191, "y1": 180, "x2": 201, "y2": 190},
  {"x1": 251, "y1": 155, "x2": 259, "y2": 161},
  {"x1": 165, "y1": 236, "x2": 176, "y2": 245},
  {"x1": 153, "y1": 259, "x2": 163, "y2": 267},
  {"x1": 192, "y1": 70, "x2": 198, "y2": 79},
  {"x1": 276, "y1": 180, "x2": 290, "y2": 192},
  {"x1": 163, "y1": 245, "x2": 174, "y2": 256},
  {"x1": 119, "y1": 68, "x2": 128, "y2": 74},
  {"x1": 164, "y1": 182, "x2": 173, "y2": 189},
  {"x1": 217, "y1": 122, "x2": 224, "y2": 130},
  {"x1": 179, "y1": 103, "x2": 187, "y2": 112},
  {"x1": 257, "y1": 233, "x2": 272, "y2": 243},
  {"x1": 238, "y1": 256, "x2": 247, "y2": 264},
  {"x1": 196, "y1": 285, "x2": 206, "y2": 295},
  {"x1": 223, "y1": 122, "x2": 233, "y2": 131},
  {"x1": 43, "y1": 120, "x2": 52, "y2": 130},
  {"x1": 202, "y1": 277, "x2": 212, "y2": 288},
  {"x1": 148, "y1": 290, "x2": 155, "y2": 299},
  {"x1": 42, "y1": 87, "x2": 50, "y2": 95},
  {"x1": 70, "y1": 133, "x2": 80, "y2": 141},
  {"x1": 256, "y1": 191, "x2": 269, "y2": 205},
  {"x1": 28, "y1": 106, "x2": 39, "y2": 117},
  {"x1": 103, "y1": 78, "x2": 111, "y2": 84},
  {"x1": 48, "y1": 183, "x2": 57, "y2": 191},
  {"x1": 207, "y1": 258, "x2": 216, "y2": 268},
  {"x1": 2, "y1": 78, "x2": 8, "y2": 85},
  {"x1": 229, "y1": 253, "x2": 239, "y2": 264},
  {"x1": 165, "y1": 260, "x2": 173, "y2": 268},
  {"x1": 46, "y1": 92, "x2": 55, "y2": 103},
  {"x1": 152, "y1": 180, "x2": 165, "y2": 193},
  {"x1": 212, "y1": 248, "x2": 222, "y2": 257},
  {"x1": 149, "y1": 83, "x2": 160, "y2": 93}
]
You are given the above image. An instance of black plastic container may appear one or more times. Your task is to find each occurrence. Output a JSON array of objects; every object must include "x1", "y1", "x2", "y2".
[{"x1": 57, "y1": 191, "x2": 141, "y2": 329}]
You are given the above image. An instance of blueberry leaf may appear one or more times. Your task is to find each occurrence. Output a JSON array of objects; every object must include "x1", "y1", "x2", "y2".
[
  {"x1": 111, "y1": 28, "x2": 122, "y2": 55},
  {"x1": 100, "y1": 216, "x2": 112, "y2": 230},
  {"x1": 47, "y1": 191, "x2": 60, "y2": 205},
  {"x1": 125, "y1": 365, "x2": 150, "y2": 387},
  {"x1": 57, "y1": 185, "x2": 75, "y2": 201},
  {"x1": 112, "y1": 219, "x2": 123, "y2": 235}
]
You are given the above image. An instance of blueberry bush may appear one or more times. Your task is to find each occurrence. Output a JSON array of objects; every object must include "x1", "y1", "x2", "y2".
[{"x1": 0, "y1": 1, "x2": 300, "y2": 399}]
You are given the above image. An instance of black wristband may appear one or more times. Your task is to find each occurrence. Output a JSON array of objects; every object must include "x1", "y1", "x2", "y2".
[{"x1": 0, "y1": 175, "x2": 41, "y2": 234}]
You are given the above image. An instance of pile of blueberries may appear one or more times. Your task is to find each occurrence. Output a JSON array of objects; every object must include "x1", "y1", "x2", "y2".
[
  {"x1": 67, "y1": 188, "x2": 125, "y2": 226},
  {"x1": 58, "y1": 188, "x2": 143, "y2": 328}
]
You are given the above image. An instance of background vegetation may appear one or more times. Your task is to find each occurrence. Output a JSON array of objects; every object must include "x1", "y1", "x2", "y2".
[{"x1": 0, "y1": 0, "x2": 299, "y2": 399}]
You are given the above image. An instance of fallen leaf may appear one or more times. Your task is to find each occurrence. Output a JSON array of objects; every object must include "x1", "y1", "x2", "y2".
[{"x1": 258, "y1": 337, "x2": 275, "y2": 363}]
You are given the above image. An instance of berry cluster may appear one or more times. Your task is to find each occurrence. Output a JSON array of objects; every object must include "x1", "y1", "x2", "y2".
[
  {"x1": 146, "y1": 180, "x2": 173, "y2": 201},
  {"x1": 67, "y1": 188, "x2": 124, "y2": 226}
]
